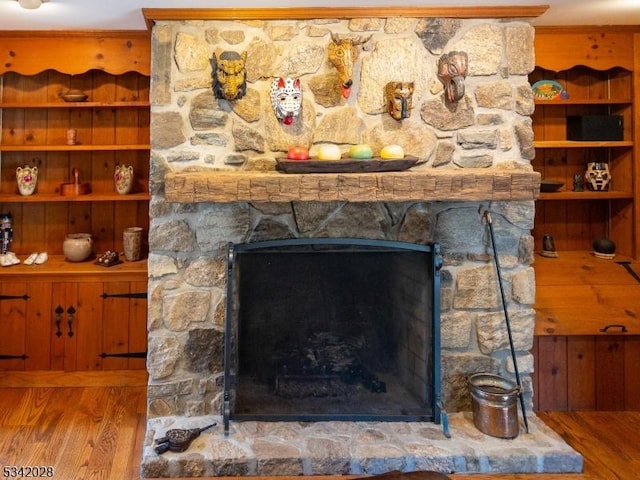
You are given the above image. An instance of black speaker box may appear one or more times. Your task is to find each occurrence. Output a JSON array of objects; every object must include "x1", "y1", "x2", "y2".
[{"x1": 566, "y1": 115, "x2": 623, "y2": 141}]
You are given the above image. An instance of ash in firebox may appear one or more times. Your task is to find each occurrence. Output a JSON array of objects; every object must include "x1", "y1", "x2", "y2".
[{"x1": 271, "y1": 331, "x2": 386, "y2": 398}]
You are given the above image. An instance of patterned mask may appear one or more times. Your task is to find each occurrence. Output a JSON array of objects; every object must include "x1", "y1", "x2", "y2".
[
  {"x1": 212, "y1": 51, "x2": 247, "y2": 101},
  {"x1": 270, "y1": 77, "x2": 302, "y2": 125},
  {"x1": 437, "y1": 51, "x2": 468, "y2": 104},
  {"x1": 327, "y1": 34, "x2": 371, "y2": 99},
  {"x1": 385, "y1": 82, "x2": 414, "y2": 120},
  {"x1": 585, "y1": 162, "x2": 611, "y2": 191}
]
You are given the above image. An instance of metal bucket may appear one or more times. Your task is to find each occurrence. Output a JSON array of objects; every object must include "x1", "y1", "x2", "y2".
[{"x1": 468, "y1": 373, "x2": 520, "y2": 439}]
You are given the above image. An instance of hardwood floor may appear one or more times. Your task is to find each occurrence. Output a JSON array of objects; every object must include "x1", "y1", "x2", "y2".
[{"x1": 0, "y1": 385, "x2": 639, "y2": 479}]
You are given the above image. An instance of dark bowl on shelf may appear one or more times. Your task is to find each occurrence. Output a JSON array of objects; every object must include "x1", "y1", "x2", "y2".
[{"x1": 540, "y1": 180, "x2": 564, "y2": 192}]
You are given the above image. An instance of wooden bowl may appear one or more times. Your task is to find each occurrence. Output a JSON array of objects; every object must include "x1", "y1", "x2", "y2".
[
  {"x1": 61, "y1": 90, "x2": 88, "y2": 102},
  {"x1": 60, "y1": 182, "x2": 91, "y2": 196},
  {"x1": 540, "y1": 180, "x2": 564, "y2": 192}
]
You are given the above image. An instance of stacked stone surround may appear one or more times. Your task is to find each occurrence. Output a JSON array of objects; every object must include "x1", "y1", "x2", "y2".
[{"x1": 143, "y1": 12, "x2": 559, "y2": 477}]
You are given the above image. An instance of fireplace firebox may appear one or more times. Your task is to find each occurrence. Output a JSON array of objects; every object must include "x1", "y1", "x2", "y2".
[{"x1": 222, "y1": 238, "x2": 442, "y2": 435}]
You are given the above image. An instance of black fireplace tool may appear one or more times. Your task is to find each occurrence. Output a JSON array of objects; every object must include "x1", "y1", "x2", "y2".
[
  {"x1": 154, "y1": 422, "x2": 217, "y2": 454},
  {"x1": 483, "y1": 211, "x2": 529, "y2": 434}
]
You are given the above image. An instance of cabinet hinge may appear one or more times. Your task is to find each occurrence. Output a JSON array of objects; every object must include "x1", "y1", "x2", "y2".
[
  {"x1": 0, "y1": 294, "x2": 30, "y2": 301},
  {"x1": 0, "y1": 354, "x2": 28, "y2": 360},
  {"x1": 99, "y1": 351, "x2": 147, "y2": 359},
  {"x1": 100, "y1": 292, "x2": 147, "y2": 299}
]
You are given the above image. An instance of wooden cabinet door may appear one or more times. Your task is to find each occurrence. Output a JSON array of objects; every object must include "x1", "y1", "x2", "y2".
[
  {"x1": 101, "y1": 281, "x2": 148, "y2": 370},
  {"x1": 51, "y1": 280, "x2": 148, "y2": 371},
  {"x1": 0, "y1": 282, "x2": 29, "y2": 371},
  {"x1": 0, "y1": 281, "x2": 52, "y2": 371},
  {"x1": 3, "y1": 279, "x2": 147, "y2": 372},
  {"x1": 51, "y1": 282, "x2": 103, "y2": 371}
]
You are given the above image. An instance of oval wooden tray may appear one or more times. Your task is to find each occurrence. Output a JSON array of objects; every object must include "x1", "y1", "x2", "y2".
[{"x1": 276, "y1": 156, "x2": 418, "y2": 174}]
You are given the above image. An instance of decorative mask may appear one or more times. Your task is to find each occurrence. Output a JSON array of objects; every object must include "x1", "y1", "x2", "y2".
[
  {"x1": 585, "y1": 162, "x2": 611, "y2": 191},
  {"x1": 211, "y1": 51, "x2": 247, "y2": 101},
  {"x1": 385, "y1": 82, "x2": 414, "y2": 121},
  {"x1": 437, "y1": 51, "x2": 468, "y2": 104},
  {"x1": 270, "y1": 77, "x2": 302, "y2": 125},
  {"x1": 327, "y1": 34, "x2": 372, "y2": 99}
]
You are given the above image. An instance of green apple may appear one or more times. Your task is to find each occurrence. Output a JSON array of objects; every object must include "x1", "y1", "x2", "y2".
[{"x1": 349, "y1": 144, "x2": 373, "y2": 159}]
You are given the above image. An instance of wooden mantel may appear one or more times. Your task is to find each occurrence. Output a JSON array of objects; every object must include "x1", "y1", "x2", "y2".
[
  {"x1": 143, "y1": 6, "x2": 549, "y2": 28},
  {"x1": 164, "y1": 169, "x2": 541, "y2": 203}
]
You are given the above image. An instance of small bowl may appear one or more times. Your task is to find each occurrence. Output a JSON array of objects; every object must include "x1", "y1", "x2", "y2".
[
  {"x1": 540, "y1": 180, "x2": 564, "y2": 192},
  {"x1": 61, "y1": 90, "x2": 88, "y2": 102}
]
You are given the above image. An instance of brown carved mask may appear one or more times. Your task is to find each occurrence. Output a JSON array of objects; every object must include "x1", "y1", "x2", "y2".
[
  {"x1": 328, "y1": 34, "x2": 371, "y2": 99},
  {"x1": 212, "y1": 51, "x2": 247, "y2": 101},
  {"x1": 385, "y1": 82, "x2": 414, "y2": 120},
  {"x1": 437, "y1": 51, "x2": 468, "y2": 104}
]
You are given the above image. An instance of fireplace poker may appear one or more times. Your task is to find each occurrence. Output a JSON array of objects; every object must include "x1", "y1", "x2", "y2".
[{"x1": 483, "y1": 210, "x2": 529, "y2": 433}]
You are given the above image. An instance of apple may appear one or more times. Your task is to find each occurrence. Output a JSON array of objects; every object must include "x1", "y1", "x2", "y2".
[
  {"x1": 349, "y1": 144, "x2": 374, "y2": 159},
  {"x1": 287, "y1": 146, "x2": 310, "y2": 160},
  {"x1": 380, "y1": 144, "x2": 405, "y2": 159},
  {"x1": 317, "y1": 144, "x2": 342, "y2": 160}
]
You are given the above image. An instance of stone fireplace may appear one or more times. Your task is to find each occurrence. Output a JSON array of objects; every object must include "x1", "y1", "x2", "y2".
[{"x1": 140, "y1": 7, "x2": 582, "y2": 477}]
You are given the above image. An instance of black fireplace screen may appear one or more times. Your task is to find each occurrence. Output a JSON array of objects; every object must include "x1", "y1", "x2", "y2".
[{"x1": 223, "y1": 238, "x2": 442, "y2": 434}]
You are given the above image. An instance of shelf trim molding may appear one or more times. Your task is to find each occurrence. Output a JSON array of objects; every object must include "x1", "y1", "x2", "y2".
[
  {"x1": 0, "y1": 31, "x2": 151, "y2": 76},
  {"x1": 143, "y1": 6, "x2": 549, "y2": 29}
]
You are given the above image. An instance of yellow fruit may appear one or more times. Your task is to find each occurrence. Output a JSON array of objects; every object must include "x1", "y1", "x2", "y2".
[
  {"x1": 316, "y1": 144, "x2": 342, "y2": 160},
  {"x1": 380, "y1": 144, "x2": 405, "y2": 159},
  {"x1": 348, "y1": 144, "x2": 373, "y2": 159}
]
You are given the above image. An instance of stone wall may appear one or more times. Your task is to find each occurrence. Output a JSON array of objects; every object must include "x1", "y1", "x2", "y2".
[{"x1": 147, "y1": 15, "x2": 537, "y2": 420}]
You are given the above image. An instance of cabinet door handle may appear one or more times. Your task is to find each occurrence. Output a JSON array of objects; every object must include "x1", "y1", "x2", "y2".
[
  {"x1": 67, "y1": 306, "x2": 76, "y2": 338},
  {"x1": 600, "y1": 323, "x2": 628, "y2": 333},
  {"x1": 54, "y1": 305, "x2": 64, "y2": 338}
]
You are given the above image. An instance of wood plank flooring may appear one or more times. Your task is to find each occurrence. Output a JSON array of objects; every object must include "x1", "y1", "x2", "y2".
[{"x1": 1, "y1": 385, "x2": 639, "y2": 479}]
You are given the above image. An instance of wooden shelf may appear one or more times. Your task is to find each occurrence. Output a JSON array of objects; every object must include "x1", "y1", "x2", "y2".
[
  {"x1": 0, "y1": 254, "x2": 147, "y2": 282},
  {"x1": 535, "y1": 99, "x2": 632, "y2": 105},
  {"x1": 534, "y1": 140, "x2": 633, "y2": 148},
  {"x1": 538, "y1": 190, "x2": 634, "y2": 200},
  {"x1": 0, "y1": 101, "x2": 149, "y2": 109},
  {"x1": 0, "y1": 144, "x2": 150, "y2": 152},
  {"x1": 0, "y1": 192, "x2": 150, "y2": 203},
  {"x1": 534, "y1": 251, "x2": 640, "y2": 336}
]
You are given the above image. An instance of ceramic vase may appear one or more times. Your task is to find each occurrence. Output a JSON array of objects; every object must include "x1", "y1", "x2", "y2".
[
  {"x1": 114, "y1": 164, "x2": 134, "y2": 195},
  {"x1": 123, "y1": 226, "x2": 143, "y2": 261},
  {"x1": 16, "y1": 166, "x2": 38, "y2": 196},
  {"x1": 63, "y1": 233, "x2": 93, "y2": 262}
]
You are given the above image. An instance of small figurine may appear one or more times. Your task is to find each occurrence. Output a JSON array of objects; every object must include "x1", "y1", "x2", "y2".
[
  {"x1": 1, "y1": 212, "x2": 13, "y2": 255},
  {"x1": 541, "y1": 233, "x2": 558, "y2": 258},
  {"x1": 572, "y1": 173, "x2": 584, "y2": 192}
]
